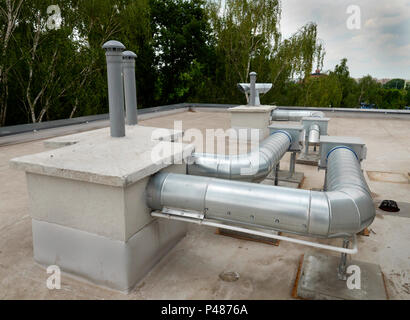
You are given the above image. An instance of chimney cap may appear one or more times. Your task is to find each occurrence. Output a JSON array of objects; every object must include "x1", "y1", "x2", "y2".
[
  {"x1": 102, "y1": 40, "x2": 125, "y2": 51},
  {"x1": 250, "y1": 71, "x2": 257, "y2": 76},
  {"x1": 122, "y1": 50, "x2": 137, "y2": 59}
]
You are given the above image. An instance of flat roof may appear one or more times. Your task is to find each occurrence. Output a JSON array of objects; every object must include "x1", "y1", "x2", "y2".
[{"x1": 1, "y1": 110, "x2": 409, "y2": 299}]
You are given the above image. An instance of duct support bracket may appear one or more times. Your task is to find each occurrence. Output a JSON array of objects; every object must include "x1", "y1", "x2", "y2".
[
  {"x1": 268, "y1": 123, "x2": 303, "y2": 152},
  {"x1": 297, "y1": 117, "x2": 330, "y2": 166},
  {"x1": 301, "y1": 117, "x2": 330, "y2": 139},
  {"x1": 267, "y1": 124, "x2": 304, "y2": 186},
  {"x1": 318, "y1": 136, "x2": 367, "y2": 169}
]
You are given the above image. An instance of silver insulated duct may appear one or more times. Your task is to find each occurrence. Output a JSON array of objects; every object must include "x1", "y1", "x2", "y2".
[
  {"x1": 308, "y1": 124, "x2": 320, "y2": 145},
  {"x1": 147, "y1": 146, "x2": 375, "y2": 238},
  {"x1": 271, "y1": 109, "x2": 324, "y2": 121},
  {"x1": 187, "y1": 130, "x2": 292, "y2": 182}
]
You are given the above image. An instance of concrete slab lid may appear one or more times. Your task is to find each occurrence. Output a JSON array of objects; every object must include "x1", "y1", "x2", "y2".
[
  {"x1": 268, "y1": 123, "x2": 303, "y2": 130},
  {"x1": 320, "y1": 135, "x2": 365, "y2": 145},
  {"x1": 43, "y1": 125, "x2": 183, "y2": 148},
  {"x1": 10, "y1": 134, "x2": 194, "y2": 187},
  {"x1": 228, "y1": 105, "x2": 276, "y2": 113}
]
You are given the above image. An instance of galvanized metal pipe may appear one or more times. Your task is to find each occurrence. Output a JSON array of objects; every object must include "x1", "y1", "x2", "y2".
[
  {"x1": 187, "y1": 130, "x2": 292, "y2": 182},
  {"x1": 271, "y1": 110, "x2": 324, "y2": 121},
  {"x1": 289, "y1": 151, "x2": 296, "y2": 176},
  {"x1": 151, "y1": 212, "x2": 358, "y2": 254},
  {"x1": 249, "y1": 72, "x2": 257, "y2": 106},
  {"x1": 147, "y1": 146, "x2": 375, "y2": 238},
  {"x1": 122, "y1": 51, "x2": 138, "y2": 125},
  {"x1": 308, "y1": 124, "x2": 320, "y2": 144},
  {"x1": 102, "y1": 40, "x2": 126, "y2": 137}
]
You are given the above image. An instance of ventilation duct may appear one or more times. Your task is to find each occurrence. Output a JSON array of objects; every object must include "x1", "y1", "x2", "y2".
[
  {"x1": 187, "y1": 130, "x2": 291, "y2": 182},
  {"x1": 147, "y1": 147, "x2": 375, "y2": 238},
  {"x1": 271, "y1": 110, "x2": 324, "y2": 121}
]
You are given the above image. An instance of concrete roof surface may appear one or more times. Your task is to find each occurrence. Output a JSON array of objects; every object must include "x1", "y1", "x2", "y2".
[{"x1": 0, "y1": 110, "x2": 409, "y2": 299}]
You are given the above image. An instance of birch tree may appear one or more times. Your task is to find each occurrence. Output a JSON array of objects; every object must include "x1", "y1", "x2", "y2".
[{"x1": 0, "y1": 0, "x2": 24, "y2": 126}]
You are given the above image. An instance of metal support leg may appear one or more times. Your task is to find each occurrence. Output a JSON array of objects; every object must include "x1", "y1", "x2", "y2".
[
  {"x1": 304, "y1": 134, "x2": 309, "y2": 155},
  {"x1": 274, "y1": 163, "x2": 280, "y2": 186},
  {"x1": 288, "y1": 152, "x2": 296, "y2": 178},
  {"x1": 338, "y1": 238, "x2": 350, "y2": 280}
]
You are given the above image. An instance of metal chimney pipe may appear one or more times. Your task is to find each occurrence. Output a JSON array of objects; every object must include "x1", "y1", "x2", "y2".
[
  {"x1": 102, "y1": 40, "x2": 126, "y2": 137},
  {"x1": 249, "y1": 72, "x2": 257, "y2": 106},
  {"x1": 122, "y1": 51, "x2": 138, "y2": 125}
]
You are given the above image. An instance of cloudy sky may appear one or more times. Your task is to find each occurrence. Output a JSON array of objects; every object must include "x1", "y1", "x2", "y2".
[{"x1": 280, "y1": 0, "x2": 410, "y2": 79}]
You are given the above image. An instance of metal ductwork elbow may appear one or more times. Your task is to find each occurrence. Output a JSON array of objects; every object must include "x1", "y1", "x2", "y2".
[
  {"x1": 321, "y1": 147, "x2": 375, "y2": 237},
  {"x1": 187, "y1": 130, "x2": 292, "y2": 182}
]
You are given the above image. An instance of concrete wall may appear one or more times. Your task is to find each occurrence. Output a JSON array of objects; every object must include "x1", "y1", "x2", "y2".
[{"x1": 26, "y1": 163, "x2": 188, "y2": 292}]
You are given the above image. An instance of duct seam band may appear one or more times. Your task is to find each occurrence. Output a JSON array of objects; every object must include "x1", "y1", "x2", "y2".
[{"x1": 326, "y1": 146, "x2": 358, "y2": 161}]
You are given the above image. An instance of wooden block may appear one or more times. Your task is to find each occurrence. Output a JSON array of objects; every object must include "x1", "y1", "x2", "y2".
[
  {"x1": 358, "y1": 227, "x2": 370, "y2": 236},
  {"x1": 291, "y1": 254, "x2": 305, "y2": 299},
  {"x1": 216, "y1": 228, "x2": 281, "y2": 246}
]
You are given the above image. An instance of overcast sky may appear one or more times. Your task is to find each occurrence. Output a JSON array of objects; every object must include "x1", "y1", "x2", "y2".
[{"x1": 280, "y1": 0, "x2": 410, "y2": 79}]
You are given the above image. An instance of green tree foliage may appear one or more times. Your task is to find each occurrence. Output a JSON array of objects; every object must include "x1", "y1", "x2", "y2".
[
  {"x1": 150, "y1": 0, "x2": 214, "y2": 104},
  {"x1": 405, "y1": 87, "x2": 410, "y2": 106},
  {"x1": 0, "y1": 0, "x2": 407, "y2": 127},
  {"x1": 383, "y1": 78, "x2": 405, "y2": 90},
  {"x1": 2, "y1": 0, "x2": 151, "y2": 125},
  {"x1": 208, "y1": 0, "x2": 324, "y2": 105},
  {"x1": 300, "y1": 74, "x2": 342, "y2": 108}
]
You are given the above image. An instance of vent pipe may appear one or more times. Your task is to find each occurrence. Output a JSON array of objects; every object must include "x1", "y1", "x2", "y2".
[
  {"x1": 249, "y1": 72, "x2": 257, "y2": 106},
  {"x1": 122, "y1": 50, "x2": 138, "y2": 125},
  {"x1": 102, "y1": 40, "x2": 126, "y2": 137}
]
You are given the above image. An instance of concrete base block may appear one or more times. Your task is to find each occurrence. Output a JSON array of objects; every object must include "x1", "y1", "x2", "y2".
[
  {"x1": 229, "y1": 105, "x2": 275, "y2": 142},
  {"x1": 32, "y1": 218, "x2": 187, "y2": 292},
  {"x1": 296, "y1": 152, "x2": 319, "y2": 166},
  {"x1": 229, "y1": 127, "x2": 269, "y2": 142},
  {"x1": 296, "y1": 253, "x2": 388, "y2": 300}
]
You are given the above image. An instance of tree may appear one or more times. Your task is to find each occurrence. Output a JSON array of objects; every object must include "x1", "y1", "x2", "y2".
[
  {"x1": 0, "y1": 0, "x2": 24, "y2": 126},
  {"x1": 357, "y1": 75, "x2": 380, "y2": 106},
  {"x1": 209, "y1": 0, "x2": 281, "y2": 83},
  {"x1": 300, "y1": 74, "x2": 342, "y2": 108},
  {"x1": 266, "y1": 23, "x2": 324, "y2": 105},
  {"x1": 208, "y1": 0, "x2": 324, "y2": 104},
  {"x1": 150, "y1": 0, "x2": 213, "y2": 104},
  {"x1": 405, "y1": 87, "x2": 410, "y2": 106},
  {"x1": 328, "y1": 58, "x2": 359, "y2": 107},
  {"x1": 384, "y1": 78, "x2": 405, "y2": 90},
  {"x1": 6, "y1": 0, "x2": 151, "y2": 124}
]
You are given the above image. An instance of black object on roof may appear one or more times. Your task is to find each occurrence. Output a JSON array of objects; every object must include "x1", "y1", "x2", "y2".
[{"x1": 379, "y1": 200, "x2": 400, "y2": 212}]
